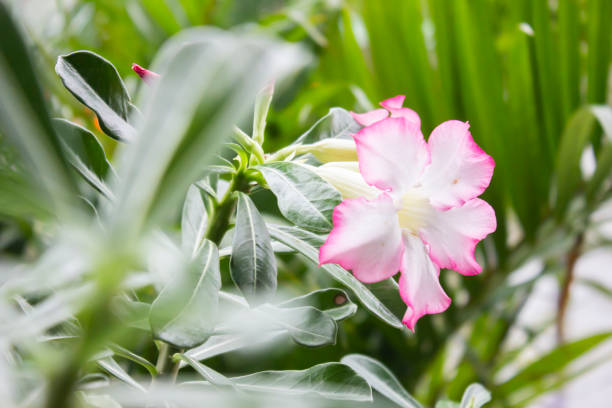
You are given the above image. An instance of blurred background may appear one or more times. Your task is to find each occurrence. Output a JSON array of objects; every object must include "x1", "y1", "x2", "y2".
[{"x1": 4, "y1": 0, "x2": 612, "y2": 407}]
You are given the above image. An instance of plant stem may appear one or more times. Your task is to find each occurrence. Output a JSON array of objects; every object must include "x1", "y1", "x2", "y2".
[
  {"x1": 204, "y1": 172, "x2": 248, "y2": 245},
  {"x1": 170, "y1": 349, "x2": 184, "y2": 383},
  {"x1": 556, "y1": 233, "x2": 584, "y2": 344},
  {"x1": 155, "y1": 342, "x2": 170, "y2": 375},
  {"x1": 157, "y1": 172, "x2": 248, "y2": 383}
]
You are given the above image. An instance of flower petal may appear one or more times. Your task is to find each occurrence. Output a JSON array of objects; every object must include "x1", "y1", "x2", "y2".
[
  {"x1": 319, "y1": 193, "x2": 403, "y2": 283},
  {"x1": 353, "y1": 117, "x2": 430, "y2": 193},
  {"x1": 380, "y1": 95, "x2": 421, "y2": 127},
  {"x1": 351, "y1": 109, "x2": 389, "y2": 127},
  {"x1": 399, "y1": 233, "x2": 451, "y2": 330},
  {"x1": 420, "y1": 198, "x2": 496, "y2": 276},
  {"x1": 379, "y1": 95, "x2": 406, "y2": 110},
  {"x1": 421, "y1": 120, "x2": 494, "y2": 209}
]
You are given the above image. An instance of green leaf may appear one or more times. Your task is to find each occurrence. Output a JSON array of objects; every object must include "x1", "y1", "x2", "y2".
[
  {"x1": 97, "y1": 357, "x2": 146, "y2": 392},
  {"x1": 259, "y1": 304, "x2": 337, "y2": 347},
  {"x1": 586, "y1": 105, "x2": 612, "y2": 205},
  {"x1": 0, "y1": 140, "x2": 51, "y2": 219},
  {"x1": 341, "y1": 354, "x2": 422, "y2": 408},
  {"x1": 294, "y1": 107, "x2": 361, "y2": 144},
  {"x1": 230, "y1": 193, "x2": 277, "y2": 306},
  {"x1": 252, "y1": 82, "x2": 274, "y2": 145},
  {"x1": 175, "y1": 353, "x2": 236, "y2": 389},
  {"x1": 280, "y1": 288, "x2": 357, "y2": 321},
  {"x1": 113, "y1": 298, "x2": 150, "y2": 331},
  {"x1": 267, "y1": 225, "x2": 403, "y2": 328},
  {"x1": 55, "y1": 51, "x2": 135, "y2": 142},
  {"x1": 498, "y1": 331, "x2": 612, "y2": 397},
  {"x1": 257, "y1": 162, "x2": 341, "y2": 233},
  {"x1": 0, "y1": 3, "x2": 78, "y2": 215},
  {"x1": 231, "y1": 362, "x2": 372, "y2": 401},
  {"x1": 185, "y1": 332, "x2": 285, "y2": 362},
  {"x1": 181, "y1": 184, "x2": 208, "y2": 256},
  {"x1": 51, "y1": 119, "x2": 115, "y2": 201},
  {"x1": 459, "y1": 383, "x2": 490, "y2": 408},
  {"x1": 149, "y1": 240, "x2": 221, "y2": 348},
  {"x1": 109, "y1": 344, "x2": 157, "y2": 377},
  {"x1": 555, "y1": 107, "x2": 596, "y2": 218}
]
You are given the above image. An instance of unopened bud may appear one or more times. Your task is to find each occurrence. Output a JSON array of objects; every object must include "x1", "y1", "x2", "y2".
[
  {"x1": 132, "y1": 63, "x2": 160, "y2": 84},
  {"x1": 305, "y1": 139, "x2": 357, "y2": 162}
]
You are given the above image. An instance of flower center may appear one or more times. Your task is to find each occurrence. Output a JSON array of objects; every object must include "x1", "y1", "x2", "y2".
[{"x1": 396, "y1": 189, "x2": 432, "y2": 233}]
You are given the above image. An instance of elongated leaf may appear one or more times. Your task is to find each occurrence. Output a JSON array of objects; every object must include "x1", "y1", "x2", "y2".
[
  {"x1": 175, "y1": 354, "x2": 236, "y2": 389},
  {"x1": 555, "y1": 107, "x2": 596, "y2": 217},
  {"x1": 294, "y1": 107, "x2": 361, "y2": 144},
  {"x1": 181, "y1": 184, "x2": 208, "y2": 256},
  {"x1": 110, "y1": 29, "x2": 308, "y2": 235},
  {"x1": 0, "y1": 140, "x2": 51, "y2": 218},
  {"x1": 586, "y1": 106, "x2": 612, "y2": 204},
  {"x1": 232, "y1": 362, "x2": 372, "y2": 401},
  {"x1": 459, "y1": 383, "x2": 490, "y2": 408},
  {"x1": 498, "y1": 331, "x2": 612, "y2": 396},
  {"x1": 230, "y1": 193, "x2": 277, "y2": 306},
  {"x1": 97, "y1": 357, "x2": 145, "y2": 392},
  {"x1": 280, "y1": 288, "x2": 357, "y2": 321},
  {"x1": 267, "y1": 224, "x2": 403, "y2": 328},
  {"x1": 149, "y1": 240, "x2": 221, "y2": 348},
  {"x1": 55, "y1": 51, "x2": 135, "y2": 141},
  {"x1": 185, "y1": 332, "x2": 285, "y2": 362},
  {"x1": 109, "y1": 344, "x2": 157, "y2": 377},
  {"x1": 587, "y1": 0, "x2": 612, "y2": 106},
  {"x1": 52, "y1": 119, "x2": 115, "y2": 200},
  {"x1": 0, "y1": 3, "x2": 77, "y2": 215},
  {"x1": 341, "y1": 354, "x2": 422, "y2": 408},
  {"x1": 257, "y1": 162, "x2": 341, "y2": 233}
]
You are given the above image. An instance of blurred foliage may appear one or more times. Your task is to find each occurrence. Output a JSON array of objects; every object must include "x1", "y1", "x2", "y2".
[{"x1": 3, "y1": 0, "x2": 612, "y2": 407}]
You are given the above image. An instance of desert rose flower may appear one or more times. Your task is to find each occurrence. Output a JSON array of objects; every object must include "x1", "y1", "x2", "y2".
[
  {"x1": 132, "y1": 63, "x2": 160, "y2": 84},
  {"x1": 318, "y1": 104, "x2": 496, "y2": 330}
]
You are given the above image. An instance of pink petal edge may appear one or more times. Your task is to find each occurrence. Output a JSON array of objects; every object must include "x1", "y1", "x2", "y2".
[
  {"x1": 421, "y1": 120, "x2": 495, "y2": 210},
  {"x1": 350, "y1": 109, "x2": 389, "y2": 127},
  {"x1": 420, "y1": 198, "x2": 497, "y2": 276},
  {"x1": 319, "y1": 193, "x2": 404, "y2": 283},
  {"x1": 398, "y1": 234, "x2": 451, "y2": 330}
]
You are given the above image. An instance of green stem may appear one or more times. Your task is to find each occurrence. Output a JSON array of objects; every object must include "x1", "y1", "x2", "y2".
[
  {"x1": 155, "y1": 342, "x2": 170, "y2": 375},
  {"x1": 162, "y1": 172, "x2": 249, "y2": 382},
  {"x1": 204, "y1": 172, "x2": 248, "y2": 245},
  {"x1": 170, "y1": 349, "x2": 184, "y2": 383}
]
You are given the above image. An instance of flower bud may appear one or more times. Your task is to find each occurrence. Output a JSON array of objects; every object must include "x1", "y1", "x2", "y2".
[
  {"x1": 132, "y1": 63, "x2": 160, "y2": 84},
  {"x1": 311, "y1": 162, "x2": 378, "y2": 199},
  {"x1": 305, "y1": 139, "x2": 358, "y2": 162}
]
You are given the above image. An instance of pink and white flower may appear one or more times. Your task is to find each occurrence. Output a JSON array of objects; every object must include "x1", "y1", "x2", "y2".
[{"x1": 318, "y1": 98, "x2": 496, "y2": 330}]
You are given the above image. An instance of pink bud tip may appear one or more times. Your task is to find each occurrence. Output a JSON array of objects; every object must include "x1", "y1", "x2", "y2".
[{"x1": 131, "y1": 63, "x2": 160, "y2": 84}]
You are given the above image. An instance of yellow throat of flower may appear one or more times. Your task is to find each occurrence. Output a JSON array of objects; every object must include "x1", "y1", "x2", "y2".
[{"x1": 396, "y1": 190, "x2": 432, "y2": 234}]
